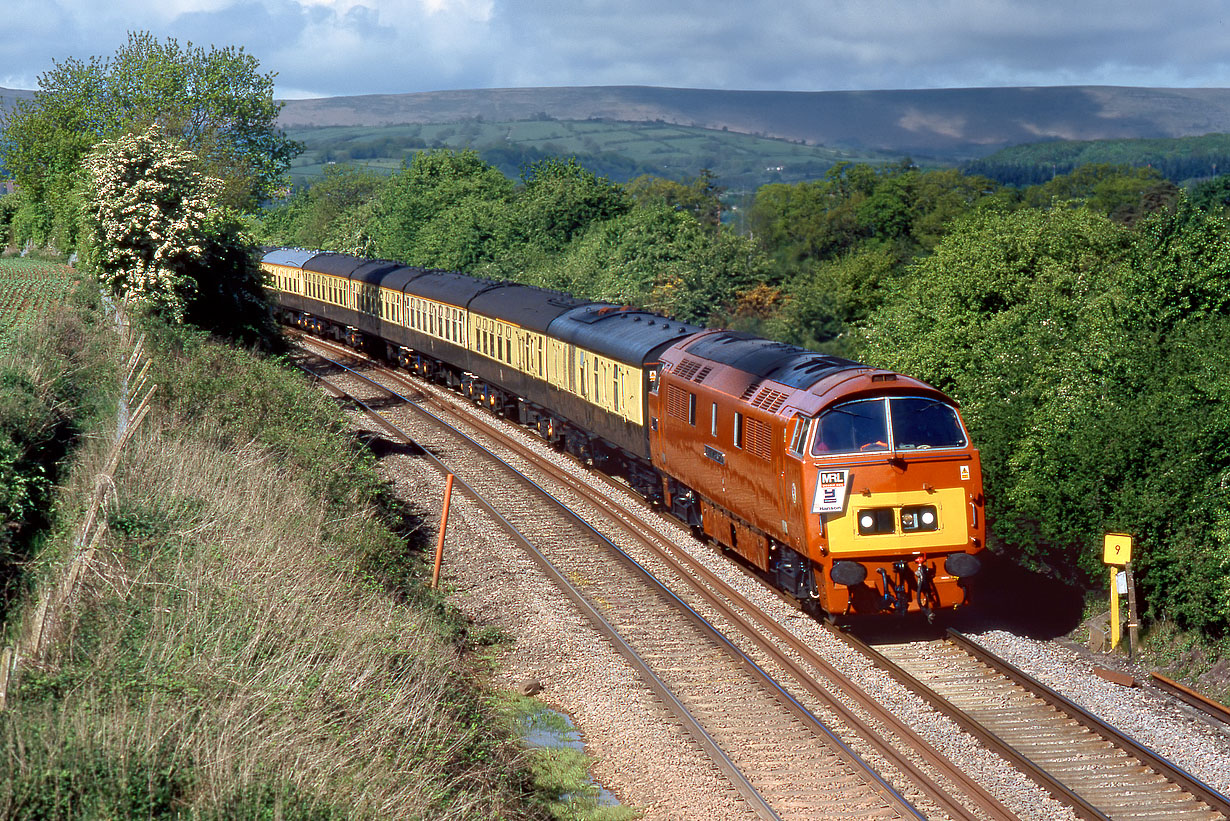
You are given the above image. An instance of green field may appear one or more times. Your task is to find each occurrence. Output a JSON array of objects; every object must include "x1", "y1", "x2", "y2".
[
  {"x1": 286, "y1": 118, "x2": 899, "y2": 193},
  {"x1": 0, "y1": 258, "x2": 78, "y2": 350}
]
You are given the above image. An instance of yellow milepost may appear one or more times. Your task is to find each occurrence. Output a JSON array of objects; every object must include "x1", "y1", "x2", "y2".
[
  {"x1": 1103, "y1": 532, "x2": 1133, "y2": 566},
  {"x1": 1109, "y1": 567, "x2": 1121, "y2": 650}
]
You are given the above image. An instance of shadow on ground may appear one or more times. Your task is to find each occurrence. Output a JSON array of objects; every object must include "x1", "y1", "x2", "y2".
[{"x1": 842, "y1": 550, "x2": 1087, "y2": 645}]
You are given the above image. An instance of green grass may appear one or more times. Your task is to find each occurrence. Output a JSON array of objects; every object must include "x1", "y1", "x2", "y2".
[{"x1": 286, "y1": 118, "x2": 898, "y2": 193}]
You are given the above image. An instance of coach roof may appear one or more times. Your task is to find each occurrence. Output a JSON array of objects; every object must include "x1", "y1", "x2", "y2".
[
  {"x1": 549, "y1": 305, "x2": 702, "y2": 365},
  {"x1": 262, "y1": 248, "x2": 317, "y2": 268},
  {"x1": 469, "y1": 284, "x2": 587, "y2": 333}
]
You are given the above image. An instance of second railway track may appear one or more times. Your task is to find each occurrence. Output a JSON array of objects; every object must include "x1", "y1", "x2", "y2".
[
  {"x1": 291, "y1": 332, "x2": 1230, "y2": 821},
  {"x1": 296, "y1": 341, "x2": 933, "y2": 820}
]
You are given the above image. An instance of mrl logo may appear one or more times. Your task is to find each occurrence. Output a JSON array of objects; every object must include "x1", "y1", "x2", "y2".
[{"x1": 812, "y1": 469, "x2": 850, "y2": 515}]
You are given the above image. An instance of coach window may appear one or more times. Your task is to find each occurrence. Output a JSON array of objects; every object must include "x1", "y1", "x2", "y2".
[
  {"x1": 710, "y1": 402, "x2": 718, "y2": 437},
  {"x1": 734, "y1": 412, "x2": 745, "y2": 449},
  {"x1": 688, "y1": 392, "x2": 696, "y2": 426}
]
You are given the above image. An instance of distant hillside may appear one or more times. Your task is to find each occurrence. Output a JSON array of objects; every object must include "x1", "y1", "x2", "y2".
[
  {"x1": 966, "y1": 134, "x2": 1230, "y2": 186},
  {"x1": 276, "y1": 85, "x2": 1230, "y2": 161}
]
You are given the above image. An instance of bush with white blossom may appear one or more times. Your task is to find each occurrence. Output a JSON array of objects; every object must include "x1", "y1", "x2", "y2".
[{"x1": 82, "y1": 124, "x2": 222, "y2": 320}]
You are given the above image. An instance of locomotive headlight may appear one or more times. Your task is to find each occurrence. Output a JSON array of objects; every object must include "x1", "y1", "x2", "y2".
[
  {"x1": 857, "y1": 508, "x2": 895, "y2": 535},
  {"x1": 901, "y1": 505, "x2": 939, "y2": 532}
]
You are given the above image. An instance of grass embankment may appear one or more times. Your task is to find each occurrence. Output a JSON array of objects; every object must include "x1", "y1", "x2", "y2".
[{"x1": 0, "y1": 300, "x2": 622, "y2": 818}]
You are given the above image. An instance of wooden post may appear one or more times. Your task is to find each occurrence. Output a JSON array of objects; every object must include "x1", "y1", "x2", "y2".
[
  {"x1": 1109, "y1": 567, "x2": 1121, "y2": 650},
  {"x1": 431, "y1": 474, "x2": 455, "y2": 590},
  {"x1": 1125, "y1": 562, "x2": 1139, "y2": 661}
]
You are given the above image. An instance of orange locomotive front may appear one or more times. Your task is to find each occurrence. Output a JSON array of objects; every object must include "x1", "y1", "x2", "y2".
[{"x1": 648, "y1": 330, "x2": 985, "y2": 617}]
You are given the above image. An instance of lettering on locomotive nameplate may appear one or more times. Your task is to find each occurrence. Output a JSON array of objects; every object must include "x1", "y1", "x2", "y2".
[
  {"x1": 704, "y1": 445, "x2": 726, "y2": 465},
  {"x1": 813, "y1": 469, "x2": 851, "y2": 514}
]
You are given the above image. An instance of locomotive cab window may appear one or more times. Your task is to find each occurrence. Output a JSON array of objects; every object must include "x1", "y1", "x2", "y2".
[
  {"x1": 811, "y1": 397, "x2": 966, "y2": 456},
  {"x1": 889, "y1": 398, "x2": 967, "y2": 450}
]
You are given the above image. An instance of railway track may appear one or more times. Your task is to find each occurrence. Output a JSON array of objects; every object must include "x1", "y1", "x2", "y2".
[
  {"x1": 835, "y1": 628, "x2": 1230, "y2": 821},
  {"x1": 289, "y1": 333, "x2": 1230, "y2": 820},
  {"x1": 295, "y1": 342, "x2": 930, "y2": 821},
  {"x1": 1149, "y1": 674, "x2": 1230, "y2": 730}
]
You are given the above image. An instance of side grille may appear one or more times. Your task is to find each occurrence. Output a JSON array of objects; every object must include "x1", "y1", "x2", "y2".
[
  {"x1": 745, "y1": 417, "x2": 773, "y2": 460},
  {"x1": 666, "y1": 385, "x2": 690, "y2": 421}
]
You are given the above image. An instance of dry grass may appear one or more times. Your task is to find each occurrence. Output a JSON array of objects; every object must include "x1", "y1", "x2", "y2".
[{"x1": 2, "y1": 344, "x2": 535, "y2": 818}]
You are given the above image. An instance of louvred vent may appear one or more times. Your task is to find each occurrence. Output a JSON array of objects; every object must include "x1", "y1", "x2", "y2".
[
  {"x1": 674, "y1": 359, "x2": 702, "y2": 381},
  {"x1": 745, "y1": 417, "x2": 773, "y2": 460},
  {"x1": 693, "y1": 366, "x2": 712, "y2": 383},
  {"x1": 666, "y1": 385, "x2": 690, "y2": 421},
  {"x1": 749, "y1": 386, "x2": 789, "y2": 412}
]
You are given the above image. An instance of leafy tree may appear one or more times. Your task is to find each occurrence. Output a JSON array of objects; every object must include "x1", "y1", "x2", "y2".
[
  {"x1": 370, "y1": 149, "x2": 513, "y2": 265},
  {"x1": 81, "y1": 124, "x2": 272, "y2": 344},
  {"x1": 866, "y1": 201, "x2": 1230, "y2": 636},
  {"x1": 529, "y1": 203, "x2": 769, "y2": 324},
  {"x1": 1, "y1": 31, "x2": 298, "y2": 217},
  {"x1": 281, "y1": 163, "x2": 383, "y2": 253},
  {"x1": 1021, "y1": 164, "x2": 1178, "y2": 224},
  {"x1": 515, "y1": 157, "x2": 630, "y2": 253},
  {"x1": 1188, "y1": 173, "x2": 1230, "y2": 216},
  {"x1": 81, "y1": 125, "x2": 221, "y2": 319},
  {"x1": 626, "y1": 169, "x2": 725, "y2": 228}
]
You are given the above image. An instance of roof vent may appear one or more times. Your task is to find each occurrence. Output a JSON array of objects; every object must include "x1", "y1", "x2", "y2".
[{"x1": 872, "y1": 373, "x2": 897, "y2": 382}]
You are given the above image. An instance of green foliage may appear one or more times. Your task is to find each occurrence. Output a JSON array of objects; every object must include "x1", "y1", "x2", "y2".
[
  {"x1": 0, "y1": 31, "x2": 298, "y2": 213},
  {"x1": 626, "y1": 168, "x2": 725, "y2": 228},
  {"x1": 865, "y1": 201, "x2": 1230, "y2": 636},
  {"x1": 0, "y1": 280, "x2": 117, "y2": 617},
  {"x1": 80, "y1": 125, "x2": 274, "y2": 344},
  {"x1": 269, "y1": 163, "x2": 384, "y2": 253},
  {"x1": 516, "y1": 157, "x2": 631, "y2": 253},
  {"x1": 81, "y1": 124, "x2": 220, "y2": 320},
  {"x1": 1020, "y1": 163, "x2": 1179, "y2": 224},
  {"x1": 967, "y1": 133, "x2": 1230, "y2": 187},
  {"x1": 370, "y1": 149, "x2": 514, "y2": 266}
]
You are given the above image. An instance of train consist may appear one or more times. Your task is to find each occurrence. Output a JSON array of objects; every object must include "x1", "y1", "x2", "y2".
[{"x1": 262, "y1": 248, "x2": 986, "y2": 618}]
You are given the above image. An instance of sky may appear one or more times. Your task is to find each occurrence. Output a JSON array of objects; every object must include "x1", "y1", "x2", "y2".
[{"x1": 3, "y1": 0, "x2": 1230, "y2": 99}]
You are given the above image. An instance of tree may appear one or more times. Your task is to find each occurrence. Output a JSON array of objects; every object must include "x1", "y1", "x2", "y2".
[
  {"x1": 81, "y1": 123, "x2": 273, "y2": 346},
  {"x1": 626, "y1": 169, "x2": 725, "y2": 228},
  {"x1": 1, "y1": 31, "x2": 297, "y2": 217},
  {"x1": 370, "y1": 149, "x2": 513, "y2": 265},
  {"x1": 515, "y1": 157, "x2": 630, "y2": 253}
]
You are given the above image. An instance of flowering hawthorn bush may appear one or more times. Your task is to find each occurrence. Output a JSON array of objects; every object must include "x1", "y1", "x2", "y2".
[{"x1": 83, "y1": 125, "x2": 222, "y2": 320}]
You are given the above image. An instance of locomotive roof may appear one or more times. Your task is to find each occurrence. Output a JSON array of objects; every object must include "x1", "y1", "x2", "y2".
[
  {"x1": 302, "y1": 252, "x2": 368, "y2": 277},
  {"x1": 469, "y1": 284, "x2": 588, "y2": 333},
  {"x1": 548, "y1": 305, "x2": 702, "y2": 365},
  {"x1": 403, "y1": 269, "x2": 499, "y2": 305},
  {"x1": 682, "y1": 331, "x2": 861, "y2": 390},
  {"x1": 262, "y1": 248, "x2": 318, "y2": 267}
]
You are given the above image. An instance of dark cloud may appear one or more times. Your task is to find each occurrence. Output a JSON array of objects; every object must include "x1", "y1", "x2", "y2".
[{"x1": 4, "y1": 0, "x2": 1230, "y2": 97}]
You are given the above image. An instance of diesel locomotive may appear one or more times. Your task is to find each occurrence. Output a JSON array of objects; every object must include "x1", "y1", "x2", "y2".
[{"x1": 262, "y1": 247, "x2": 985, "y2": 618}]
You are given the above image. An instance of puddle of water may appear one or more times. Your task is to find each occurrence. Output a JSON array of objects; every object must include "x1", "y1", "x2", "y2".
[{"x1": 520, "y1": 704, "x2": 622, "y2": 808}]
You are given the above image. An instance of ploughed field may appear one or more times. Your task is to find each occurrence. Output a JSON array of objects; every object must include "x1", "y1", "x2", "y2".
[{"x1": 0, "y1": 258, "x2": 77, "y2": 348}]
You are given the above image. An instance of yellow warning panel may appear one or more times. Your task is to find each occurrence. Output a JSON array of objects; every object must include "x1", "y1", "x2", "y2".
[{"x1": 1103, "y1": 533, "x2": 1133, "y2": 566}]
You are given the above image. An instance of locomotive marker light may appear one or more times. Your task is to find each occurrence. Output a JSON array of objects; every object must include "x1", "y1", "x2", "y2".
[{"x1": 1102, "y1": 533, "x2": 1137, "y2": 656}]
